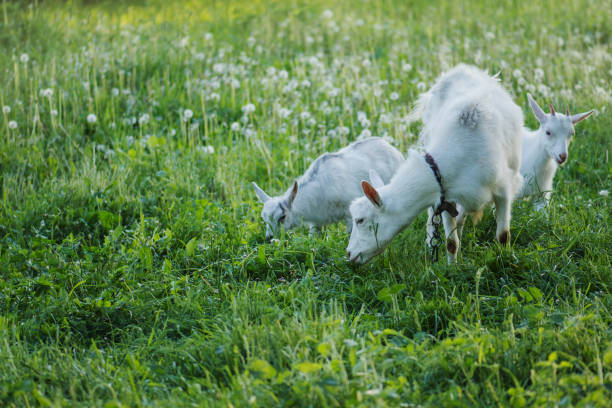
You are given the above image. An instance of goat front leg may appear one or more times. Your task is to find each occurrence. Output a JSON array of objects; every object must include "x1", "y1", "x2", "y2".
[
  {"x1": 442, "y1": 211, "x2": 459, "y2": 263},
  {"x1": 309, "y1": 224, "x2": 321, "y2": 237},
  {"x1": 493, "y1": 187, "x2": 512, "y2": 245},
  {"x1": 426, "y1": 207, "x2": 435, "y2": 247}
]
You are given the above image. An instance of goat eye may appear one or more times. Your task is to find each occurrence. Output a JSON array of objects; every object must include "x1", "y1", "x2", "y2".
[
  {"x1": 278, "y1": 215, "x2": 286, "y2": 223},
  {"x1": 356, "y1": 218, "x2": 364, "y2": 225},
  {"x1": 546, "y1": 130, "x2": 552, "y2": 136}
]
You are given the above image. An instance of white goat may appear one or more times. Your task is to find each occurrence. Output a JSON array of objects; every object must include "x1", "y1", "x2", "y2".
[
  {"x1": 520, "y1": 94, "x2": 592, "y2": 209},
  {"x1": 346, "y1": 64, "x2": 524, "y2": 264},
  {"x1": 423, "y1": 93, "x2": 592, "y2": 261},
  {"x1": 252, "y1": 137, "x2": 403, "y2": 240}
]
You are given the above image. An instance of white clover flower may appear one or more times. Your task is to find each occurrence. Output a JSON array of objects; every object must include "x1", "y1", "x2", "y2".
[
  {"x1": 183, "y1": 109, "x2": 193, "y2": 120},
  {"x1": 8, "y1": 120, "x2": 17, "y2": 129},
  {"x1": 389, "y1": 92, "x2": 399, "y2": 101},
  {"x1": 20, "y1": 53, "x2": 29, "y2": 63},
  {"x1": 300, "y1": 111, "x2": 311, "y2": 121},
  {"x1": 241, "y1": 103, "x2": 256, "y2": 114},
  {"x1": 139, "y1": 113, "x2": 150, "y2": 125},
  {"x1": 322, "y1": 9, "x2": 333, "y2": 19},
  {"x1": 402, "y1": 63, "x2": 412, "y2": 72},
  {"x1": 2, "y1": 106, "x2": 10, "y2": 114},
  {"x1": 231, "y1": 122, "x2": 240, "y2": 131},
  {"x1": 51, "y1": 109, "x2": 58, "y2": 116},
  {"x1": 599, "y1": 190, "x2": 609, "y2": 197},
  {"x1": 87, "y1": 113, "x2": 97, "y2": 124}
]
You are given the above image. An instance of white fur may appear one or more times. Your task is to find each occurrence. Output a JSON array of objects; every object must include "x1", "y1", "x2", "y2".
[
  {"x1": 347, "y1": 64, "x2": 523, "y2": 264},
  {"x1": 252, "y1": 138, "x2": 404, "y2": 240},
  {"x1": 520, "y1": 94, "x2": 592, "y2": 209},
  {"x1": 420, "y1": 84, "x2": 592, "y2": 262}
]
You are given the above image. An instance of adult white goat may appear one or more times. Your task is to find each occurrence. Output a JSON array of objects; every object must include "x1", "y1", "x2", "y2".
[
  {"x1": 252, "y1": 137, "x2": 403, "y2": 241},
  {"x1": 423, "y1": 92, "x2": 592, "y2": 261},
  {"x1": 347, "y1": 64, "x2": 524, "y2": 264}
]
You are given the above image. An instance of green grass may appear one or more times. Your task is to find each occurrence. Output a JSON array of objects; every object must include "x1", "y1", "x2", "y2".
[{"x1": 0, "y1": 0, "x2": 611, "y2": 406}]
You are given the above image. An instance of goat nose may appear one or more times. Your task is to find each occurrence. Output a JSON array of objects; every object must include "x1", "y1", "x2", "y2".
[{"x1": 559, "y1": 153, "x2": 567, "y2": 163}]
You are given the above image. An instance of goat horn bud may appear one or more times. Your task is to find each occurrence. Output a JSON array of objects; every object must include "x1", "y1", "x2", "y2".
[
  {"x1": 566, "y1": 105, "x2": 570, "y2": 116},
  {"x1": 549, "y1": 103, "x2": 556, "y2": 116}
]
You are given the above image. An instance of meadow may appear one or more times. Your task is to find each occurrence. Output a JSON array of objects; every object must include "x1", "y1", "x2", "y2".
[{"x1": 0, "y1": 0, "x2": 611, "y2": 406}]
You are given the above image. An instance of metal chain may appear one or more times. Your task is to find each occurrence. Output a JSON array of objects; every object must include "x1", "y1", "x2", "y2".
[
  {"x1": 424, "y1": 152, "x2": 458, "y2": 264},
  {"x1": 429, "y1": 213, "x2": 442, "y2": 263}
]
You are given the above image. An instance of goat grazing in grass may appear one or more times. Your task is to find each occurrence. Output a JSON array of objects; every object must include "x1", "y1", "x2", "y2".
[
  {"x1": 422, "y1": 93, "x2": 592, "y2": 261},
  {"x1": 252, "y1": 137, "x2": 403, "y2": 241},
  {"x1": 346, "y1": 64, "x2": 524, "y2": 264}
]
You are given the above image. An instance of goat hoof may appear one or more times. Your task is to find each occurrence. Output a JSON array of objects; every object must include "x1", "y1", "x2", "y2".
[
  {"x1": 446, "y1": 238, "x2": 457, "y2": 254},
  {"x1": 498, "y1": 230, "x2": 510, "y2": 245}
]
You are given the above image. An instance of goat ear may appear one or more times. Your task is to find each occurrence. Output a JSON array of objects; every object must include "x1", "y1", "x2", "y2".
[
  {"x1": 252, "y1": 182, "x2": 271, "y2": 203},
  {"x1": 362, "y1": 180, "x2": 383, "y2": 208},
  {"x1": 287, "y1": 181, "x2": 298, "y2": 208},
  {"x1": 368, "y1": 169, "x2": 385, "y2": 189},
  {"x1": 527, "y1": 93, "x2": 547, "y2": 123},
  {"x1": 570, "y1": 110, "x2": 593, "y2": 125}
]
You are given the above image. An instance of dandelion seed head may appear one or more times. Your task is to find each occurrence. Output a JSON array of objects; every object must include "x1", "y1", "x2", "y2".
[
  {"x1": 87, "y1": 113, "x2": 97, "y2": 124},
  {"x1": 8, "y1": 120, "x2": 17, "y2": 129},
  {"x1": 183, "y1": 109, "x2": 194, "y2": 120},
  {"x1": 20, "y1": 53, "x2": 29, "y2": 63},
  {"x1": 231, "y1": 122, "x2": 240, "y2": 131},
  {"x1": 389, "y1": 91, "x2": 399, "y2": 101},
  {"x1": 2, "y1": 106, "x2": 10, "y2": 114},
  {"x1": 241, "y1": 103, "x2": 256, "y2": 114}
]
